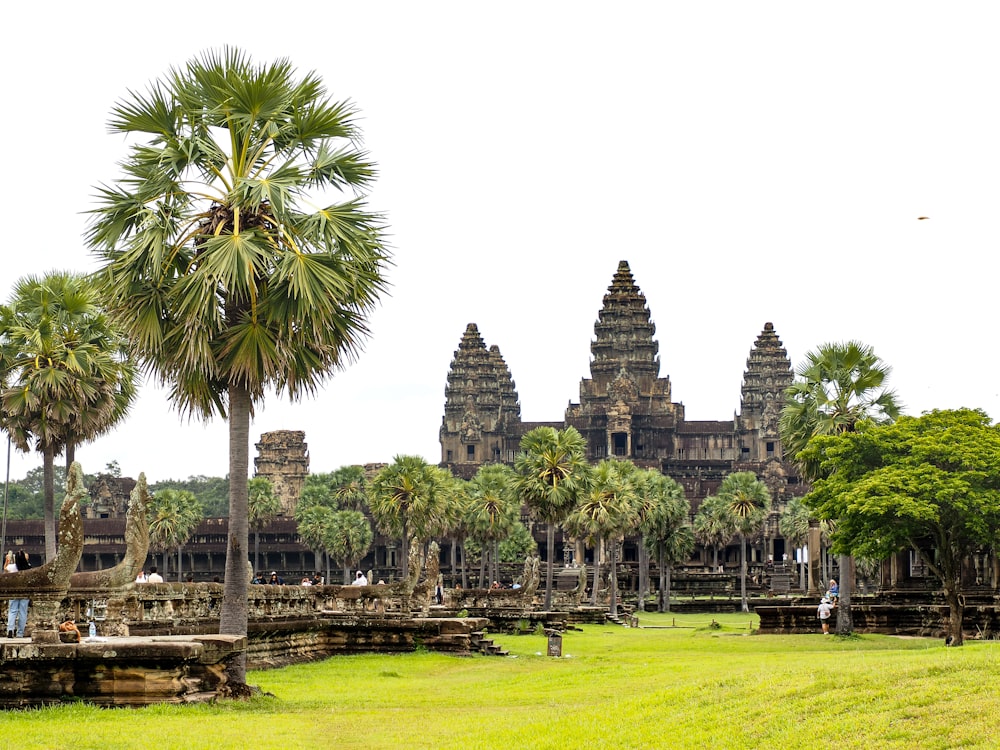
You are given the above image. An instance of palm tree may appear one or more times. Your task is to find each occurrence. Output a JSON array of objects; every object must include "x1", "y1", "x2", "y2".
[
  {"x1": 780, "y1": 341, "x2": 901, "y2": 634},
  {"x1": 693, "y1": 494, "x2": 735, "y2": 571},
  {"x1": 295, "y1": 480, "x2": 340, "y2": 582},
  {"x1": 248, "y1": 476, "x2": 281, "y2": 576},
  {"x1": 637, "y1": 470, "x2": 691, "y2": 612},
  {"x1": 323, "y1": 510, "x2": 374, "y2": 584},
  {"x1": 369, "y1": 456, "x2": 449, "y2": 580},
  {"x1": 86, "y1": 48, "x2": 390, "y2": 679},
  {"x1": 564, "y1": 459, "x2": 637, "y2": 616},
  {"x1": 778, "y1": 496, "x2": 811, "y2": 590},
  {"x1": 146, "y1": 488, "x2": 204, "y2": 580},
  {"x1": 466, "y1": 464, "x2": 519, "y2": 587},
  {"x1": 647, "y1": 524, "x2": 695, "y2": 613},
  {"x1": 514, "y1": 426, "x2": 589, "y2": 610},
  {"x1": 0, "y1": 272, "x2": 136, "y2": 560},
  {"x1": 716, "y1": 471, "x2": 771, "y2": 613}
]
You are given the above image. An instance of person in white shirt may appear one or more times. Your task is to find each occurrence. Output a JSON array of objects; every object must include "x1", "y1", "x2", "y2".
[
  {"x1": 352, "y1": 570, "x2": 368, "y2": 586},
  {"x1": 147, "y1": 566, "x2": 164, "y2": 583},
  {"x1": 135, "y1": 570, "x2": 148, "y2": 583}
]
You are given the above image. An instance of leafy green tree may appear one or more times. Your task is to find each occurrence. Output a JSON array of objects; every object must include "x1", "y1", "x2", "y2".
[
  {"x1": 150, "y1": 475, "x2": 230, "y2": 517},
  {"x1": 248, "y1": 476, "x2": 281, "y2": 575},
  {"x1": 780, "y1": 340, "x2": 902, "y2": 633},
  {"x1": 802, "y1": 409, "x2": 1000, "y2": 645},
  {"x1": 565, "y1": 460, "x2": 637, "y2": 616},
  {"x1": 87, "y1": 48, "x2": 390, "y2": 677},
  {"x1": 716, "y1": 471, "x2": 771, "y2": 613},
  {"x1": 147, "y1": 488, "x2": 204, "y2": 580},
  {"x1": 637, "y1": 470, "x2": 691, "y2": 612},
  {"x1": 0, "y1": 272, "x2": 136, "y2": 559},
  {"x1": 514, "y1": 426, "x2": 589, "y2": 610},
  {"x1": 466, "y1": 464, "x2": 520, "y2": 587},
  {"x1": 369, "y1": 456, "x2": 449, "y2": 579}
]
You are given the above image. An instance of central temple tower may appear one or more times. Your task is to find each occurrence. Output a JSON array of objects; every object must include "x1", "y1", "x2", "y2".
[{"x1": 564, "y1": 260, "x2": 683, "y2": 466}]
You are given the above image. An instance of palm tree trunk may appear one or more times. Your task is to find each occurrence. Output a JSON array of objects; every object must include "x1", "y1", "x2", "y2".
[
  {"x1": 544, "y1": 524, "x2": 556, "y2": 610},
  {"x1": 591, "y1": 535, "x2": 601, "y2": 606},
  {"x1": 836, "y1": 554, "x2": 854, "y2": 635},
  {"x1": 43, "y1": 445, "x2": 57, "y2": 561},
  {"x1": 220, "y1": 383, "x2": 251, "y2": 684},
  {"x1": 254, "y1": 529, "x2": 260, "y2": 576},
  {"x1": 401, "y1": 519, "x2": 410, "y2": 582},
  {"x1": 460, "y1": 540, "x2": 468, "y2": 589},
  {"x1": 658, "y1": 545, "x2": 667, "y2": 613},
  {"x1": 65, "y1": 441, "x2": 75, "y2": 476},
  {"x1": 740, "y1": 533, "x2": 749, "y2": 613},
  {"x1": 609, "y1": 540, "x2": 619, "y2": 618},
  {"x1": 637, "y1": 535, "x2": 648, "y2": 612},
  {"x1": 479, "y1": 548, "x2": 487, "y2": 589}
]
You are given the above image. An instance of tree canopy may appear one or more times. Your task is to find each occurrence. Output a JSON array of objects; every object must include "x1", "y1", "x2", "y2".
[
  {"x1": 86, "y1": 48, "x2": 391, "y2": 679},
  {"x1": 802, "y1": 408, "x2": 1000, "y2": 644}
]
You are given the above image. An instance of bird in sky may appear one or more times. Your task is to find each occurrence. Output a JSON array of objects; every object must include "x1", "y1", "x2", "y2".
[{"x1": 917, "y1": 216, "x2": 930, "y2": 220}]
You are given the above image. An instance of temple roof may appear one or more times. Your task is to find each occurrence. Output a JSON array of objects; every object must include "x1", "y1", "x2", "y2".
[
  {"x1": 589, "y1": 260, "x2": 660, "y2": 384},
  {"x1": 739, "y1": 322, "x2": 793, "y2": 420}
]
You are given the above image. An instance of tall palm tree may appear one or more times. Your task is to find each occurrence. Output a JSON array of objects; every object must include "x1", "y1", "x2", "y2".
[
  {"x1": 466, "y1": 464, "x2": 519, "y2": 587},
  {"x1": 0, "y1": 272, "x2": 136, "y2": 560},
  {"x1": 514, "y1": 426, "x2": 589, "y2": 610},
  {"x1": 86, "y1": 48, "x2": 390, "y2": 680},
  {"x1": 716, "y1": 471, "x2": 771, "y2": 613},
  {"x1": 778, "y1": 496, "x2": 811, "y2": 590},
  {"x1": 369, "y1": 456, "x2": 449, "y2": 580},
  {"x1": 693, "y1": 494, "x2": 735, "y2": 571},
  {"x1": 323, "y1": 510, "x2": 373, "y2": 584},
  {"x1": 780, "y1": 341, "x2": 901, "y2": 634},
  {"x1": 248, "y1": 476, "x2": 280, "y2": 576},
  {"x1": 637, "y1": 470, "x2": 691, "y2": 612},
  {"x1": 565, "y1": 459, "x2": 638, "y2": 616},
  {"x1": 146, "y1": 488, "x2": 204, "y2": 580}
]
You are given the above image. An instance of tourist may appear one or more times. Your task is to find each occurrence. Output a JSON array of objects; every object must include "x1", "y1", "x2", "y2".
[
  {"x1": 147, "y1": 566, "x2": 164, "y2": 583},
  {"x1": 135, "y1": 569, "x2": 148, "y2": 583},
  {"x1": 828, "y1": 578, "x2": 839, "y2": 604},
  {"x1": 301, "y1": 577, "x2": 313, "y2": 586},
  {"x1": 268, "y1": 571, "x2": 285, "y2": 585},
  {"x1": 5, "y1": 550, "x2": 31, "y2": 638},
  {"x1": 817, "y1": 596, "x2": 833, "y2": 634},
  {"x1": 185, "y1": 574, "x2": 194, "y2": 583},
  {"x1": 310, "y1": 572, "x2": 323, "y2": 586},
  {"x1": 252, "y1": 572, "x2": 265, "y2": 585},
  {"x1": 352, "y1": 570, "x2": 368, "y2": 586}
]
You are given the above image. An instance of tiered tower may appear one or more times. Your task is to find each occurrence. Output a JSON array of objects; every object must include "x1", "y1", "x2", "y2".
[
  {"x1": 734, "y1": 322, "x2": 794, "y2": 465},
  {"x1": 439, "y1": 323, "x2": 522, "y2": 478},
  {"x1": 254, "y1": 430, "x2": 310, "y2": 515},
  {"x1": 565, "y1": 260, "x2": 682, "y2": 465}
]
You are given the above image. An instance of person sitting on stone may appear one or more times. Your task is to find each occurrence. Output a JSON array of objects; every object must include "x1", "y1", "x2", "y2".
[
  {"x1": 268, "y1": 571, "x2": 285, "y2": 585},
  {"x1": 135, "y1": 569, "x2": 148, "y2": 583},
  {"x1": 147, "y1": 566, "x2": 164, "y2": 583},
  {"x1": 352, "y1": 570, "x2": 368, "y2": 586}
]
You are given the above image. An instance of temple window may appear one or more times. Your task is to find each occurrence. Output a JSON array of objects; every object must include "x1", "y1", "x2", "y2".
[
  {"x1": 467, "y1": 444, "x2": 475, "y2": 460},
  {"x1": 612, "y1": 432, "x2": 628, "y2": 457}
]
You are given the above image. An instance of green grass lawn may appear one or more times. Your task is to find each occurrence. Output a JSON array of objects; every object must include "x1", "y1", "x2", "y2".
[{"x1": 4, "y1": 612, "x2": 1000, "y2": 749}]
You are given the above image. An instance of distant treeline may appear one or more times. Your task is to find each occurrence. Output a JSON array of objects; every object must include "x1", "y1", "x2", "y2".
[{"x1": 1, "y1": 464, "x2": 230, "y2": 519}]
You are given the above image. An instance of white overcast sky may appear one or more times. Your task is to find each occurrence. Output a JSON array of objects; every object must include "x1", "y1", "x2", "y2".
[{"x1": 1, "y1": 2, "x2": 997, "y2": 484}]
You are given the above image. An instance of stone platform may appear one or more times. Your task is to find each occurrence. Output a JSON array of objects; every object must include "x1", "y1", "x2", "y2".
[{"x1": 0, "y1": 634, "x2": 245, "y2": 708}]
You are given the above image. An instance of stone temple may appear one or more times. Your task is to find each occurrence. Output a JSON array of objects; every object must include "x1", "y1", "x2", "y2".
[{"x1": 440, "y1": 260, "x2": 807, "y2": 557}]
